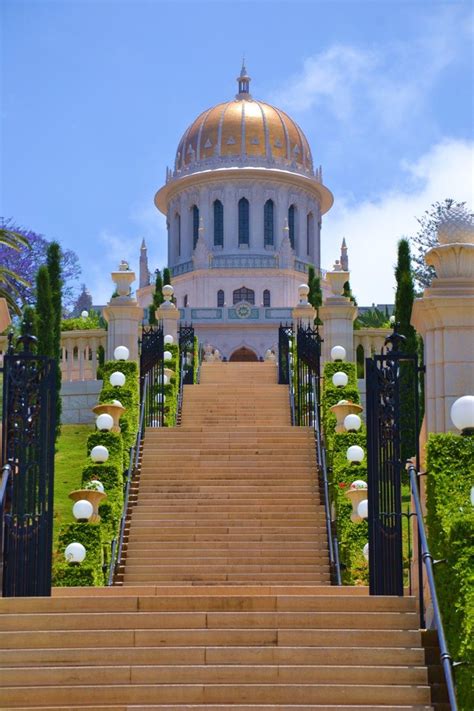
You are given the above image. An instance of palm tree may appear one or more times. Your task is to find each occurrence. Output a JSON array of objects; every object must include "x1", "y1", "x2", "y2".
[{"x1": 0, "y1": 227, "x2": 30, "y2": 316}]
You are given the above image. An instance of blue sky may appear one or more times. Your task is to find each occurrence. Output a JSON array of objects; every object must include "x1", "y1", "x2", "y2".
[{"x1": 1, "y1": 0, "x2": 473, "y2": 305}]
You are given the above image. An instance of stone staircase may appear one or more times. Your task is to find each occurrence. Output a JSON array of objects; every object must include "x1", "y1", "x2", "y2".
[{"x1": 0, "y1": 362, "x2": 435, "y2": 709}]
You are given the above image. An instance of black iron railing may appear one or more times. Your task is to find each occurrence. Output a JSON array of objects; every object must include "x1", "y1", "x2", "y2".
[
  {"x1": 107, "y1": 372, "x2": 149, "y2": 585},
  {"x1": 407, "y1": 463, "x2": 458, "y2": 711},
  {"x1": 312, "y1": 375, "x2": 342, "y2": 585},
  {"x1": 0, "y1": 463, "x2": 12, "y2": 595}
]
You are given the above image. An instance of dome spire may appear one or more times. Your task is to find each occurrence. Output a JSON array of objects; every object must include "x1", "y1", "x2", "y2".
[{"x1": 236, "y1": 58, "x2": 251, "y2": 99}]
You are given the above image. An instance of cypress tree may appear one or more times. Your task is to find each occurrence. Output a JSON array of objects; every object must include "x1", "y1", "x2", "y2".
[
  {"x1": 149, "y1": 270, "x2": 163, "y2": 325},
  {"x1": 162, "y1": 267, "x2": 172, "y2": 287},
  {"x1": 394, "y1": 239, "x2": 418, "y2": 462},
  {"x1": 307, "y1": 265, "x2": 322, "y2": 324},
  {"x1": 20, "y1": 305, "x2": 38, "y2": 351},
  {"x1": 47, "y1": 241, "x2": 63, "y2": 437},
  {"x1": 36, "y1": 266, "x2": 54, "y2": 358}
]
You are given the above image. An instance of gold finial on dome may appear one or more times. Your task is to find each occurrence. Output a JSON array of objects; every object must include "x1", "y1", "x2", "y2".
[{"x1": 236, "y1": 59, "x2": 251, "y2": 99}]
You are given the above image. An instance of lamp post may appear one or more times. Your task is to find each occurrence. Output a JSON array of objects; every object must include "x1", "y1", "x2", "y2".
[{"x1": 450, "y1": 395, "x2": 474, "y2": 436}]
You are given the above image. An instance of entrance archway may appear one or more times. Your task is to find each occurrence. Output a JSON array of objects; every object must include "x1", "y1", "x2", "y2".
[{"x1": 229, "y1": 347, "x2": 258, "y2": 362}]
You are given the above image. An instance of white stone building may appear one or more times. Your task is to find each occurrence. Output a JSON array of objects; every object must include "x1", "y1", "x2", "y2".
[{"x1": 137, "y1": 64, "x2": 336, "y2": 361}]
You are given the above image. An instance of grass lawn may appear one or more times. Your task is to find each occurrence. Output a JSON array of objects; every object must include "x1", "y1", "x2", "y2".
[{"x1": 54, "y1": 424, "x2": 94, "y2": 548}]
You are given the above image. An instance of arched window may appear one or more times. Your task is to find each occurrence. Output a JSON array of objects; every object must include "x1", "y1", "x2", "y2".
[
  {"x1": 288, "y1": 204, "x2": 296, "y2": 249},
  {"x1": 191, "y1": 205, "x2": 199, "y2": 249},
  {"x1": 213, "y1": 200, "x2": 224, "y2": 247},
  {"x1": 175, "y1": 212, "x2": 181, "y2": 256},
  {"x1": 217, "y1": 289, "x2": 225, "y2": 307},
  {"x1": 238, "y1": 197, "x2": 250, "y2": 246},
  {"x1": 306, "y1": 212, "x2": 314, "y2": 256},
  {"x1": 233, "y1": 286, "x2": 255, "y2": 305},
  {"x1": 263, "y1": 289, "x2": 271, "y2": 307},
  {"x1": 264, "y1": 199, "x2": 274, "y2": 247},
  {"x1": 183, "y1": 294, "x2": 188, "y2": 307}
]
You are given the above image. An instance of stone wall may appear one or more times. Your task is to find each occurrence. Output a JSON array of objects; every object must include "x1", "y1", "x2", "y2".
[{"x1": 61, "y1": 380, "x2": 103, "y2": 424}]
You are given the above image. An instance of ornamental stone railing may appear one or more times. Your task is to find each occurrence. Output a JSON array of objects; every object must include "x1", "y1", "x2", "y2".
[{"x1": 0, "y1": 330, "x2": 107, "y2": 382}]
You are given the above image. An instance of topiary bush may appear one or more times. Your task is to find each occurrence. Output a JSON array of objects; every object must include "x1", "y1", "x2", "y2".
[
  {"x1": 53, "y1": 522, "x2": 104, "y2": 587},
  {"x1": 322, "y1": 361, "x2": 360, "y2": 445},
  {"x1": 426, "y1": 433, "x2": 474, "y2": 711}
]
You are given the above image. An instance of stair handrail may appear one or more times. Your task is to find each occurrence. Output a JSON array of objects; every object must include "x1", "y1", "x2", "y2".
[
  {"x1": 177, "y1": 350, "x2": 186, "y2": 424},
  {"x1": 312, "y1": 375, "x2": 342, "y2": 586},
  {"x1": 287, "y1": 351, "x2": 296, "y2": 426},
  {"x1": 407, "y1": 463, "x2": 458, "y2": 711},
  {"x1": 107, "y1": 372, "x2": 149, "y2": 586}
]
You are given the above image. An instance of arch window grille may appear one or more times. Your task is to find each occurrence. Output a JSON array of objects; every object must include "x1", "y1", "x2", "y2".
[
  {"x1": 263, "y1": 289, "x2": 271, "y2": 307},
  {"x1": 213, "y1": 200, "x2": 224, "y2": 247},
  {"x1": 264, "y1": 199, "x2": 274, "y2": 247},
  {"x1": 192, "y1": 205, "x2": 199, "y2": 249},
  {"x1": 238, "y1": 197, "x2": 250, "y2": 246},
  {"x1": 306, "y1": 212, "x2": 314, "y2": 256},
  {"x1": 175, "y1": 213, "x2": 181, "y2": 256},
  {"x1": 233, "y1": 287, "x2": 255, "y2": 305},
  {"x1": 217, "y1": 289, "x2": 225, "y2": 307},
  {"x1": 288, "y1": 204, "x2": 296, "y2": 250}
]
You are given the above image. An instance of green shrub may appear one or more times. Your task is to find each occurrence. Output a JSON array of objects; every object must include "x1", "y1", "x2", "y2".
[
  {"x1": 426, "y1": 433, "x2": 474, "y2": 710},
  {"x1": 53, "y1": 522, "x2": 104, "y2": 587},
  {"x1": 322, "y1": 361, "x2": 360, "y2": 443}
]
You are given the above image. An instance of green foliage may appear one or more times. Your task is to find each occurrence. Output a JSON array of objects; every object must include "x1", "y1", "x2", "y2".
[
  {"x1": 53, "y1": 523, "x2": 104, "y2": 587},
  {"x1": 426, "y1": 434, "x2": 474, "y2": 710},
  {"x1": 149, "y1": 270, "x2": 163, "y2": 325},
  {"x1": 342, "y1": 280, "x2": 357, "y2": 305},
  {"x1": 394, "y1": 239, "x2": 419, "y2": 462},
  {"x1": 98, "y1": 360, "x2": 139, "y2": 456},
  {"x1": 47, "y1": 241, "x2": 63, "y2": 438},
  {"x1": 20, "y1": 306, "x2": 38, "y2": 350},
  {"x1": 61, "y1": 310, "x2": 106, "y2": 331},
  {"x1": 162, "y1": 267, "x2": 171, "y2": 287},
  {"x1": 35, "y1": 266, "x2": 54, "y2": 357},
  {"x1": 354, "y1": 306, "x2": 391, "y2": 329},
  {"x1": 322, "y1": 361, "x2": 359, "y2": 442}
]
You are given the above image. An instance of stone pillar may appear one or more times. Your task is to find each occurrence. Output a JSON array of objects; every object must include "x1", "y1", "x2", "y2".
[
  {"x1": 0, "y1": 298, "x2": 11, "y2": 332},
  {"x1": 103, "y1": 262, "x2": 143, "y2": 361},
  {"x1": 292, "y1": 284, "x2": 316, "y2": 327},
  {"x1": 411, "y1": 207, "x2": 474, "y2": 433},
  {"x1": 319, "y1": 261, "x2": 357, "y2": 363},
  {"x1": 156, "y1": 284, "x2": 180, "y2": 342}
]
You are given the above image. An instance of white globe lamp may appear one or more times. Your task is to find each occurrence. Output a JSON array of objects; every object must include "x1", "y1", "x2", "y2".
[
  {"x1": 113, "y1": 345, "x2": 130, "y2": 361},
  {"x1": 90, "y1": 445, "x2": 109, "y2": 463},
  {"x1": 112, "y1": 400, "x2": 122, "y2": 407},
  {"x1": 163, "y1": 374, "x2": 169, "y2": 385},
  {"x1": 357, "y1": 499, "x2": 368, "y2": 520},
  {"x1": 164, "y1": 334, "x2": 174, "y2": 345},
  {"x1": 164, "y1": 350, "x2": 172, "y2": 361},
  {"x1": 109, "y1": 371, "x2": 126, "y2": 387},
  {"x1": 344, "y1": 414, "x2": 362, "y2": 432},
  {"x1": 450, "y1": 396, "x2": 474, "y2": 435},
  {"x1": 331, "y1": 345, "x2": 346, "y2": 362},
  {"x1": 332, "y1": 371, "x2": 349, "y2": 388},
  {"x1": 72, "y1": 500, "x2": 94, "y2": 522},
  {"x1": 96, "y1": 413, "x2": 113, "y2": 432},
  {"x1": 347, "y1": 445, "x2": 364, "y2": 465},
  {"x1": 64, "y1": 542, "x2": 86, "y2": 564},
  {"x1": 80, "y1": 310, "x2": 89, "y2": 319},
  {"x1": 363, "y1": 543, "x2": 369, "y2": 560}
]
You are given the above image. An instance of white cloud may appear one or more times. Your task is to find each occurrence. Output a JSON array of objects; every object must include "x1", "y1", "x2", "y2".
[{"x1": 323, "y1": 138, "x2": 474, "y2": 305}]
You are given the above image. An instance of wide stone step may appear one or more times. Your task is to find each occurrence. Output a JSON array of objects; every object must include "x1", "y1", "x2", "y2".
[{"x1": 0, "y1": 682, "x2": 432, "y2": 706}]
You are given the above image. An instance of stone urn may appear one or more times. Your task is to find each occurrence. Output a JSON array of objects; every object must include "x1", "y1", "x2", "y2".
[
  {"x1": 69, "y1": 489, "x2": 107, "y2": 524},
  {"x1": 330, "y1": 400, "x2": 364, "y2": 433},
  {"x1": 111, "y1": 263, "x2": 135, "y2": 297},
  {"x1": 164, "y1": 367, "x2": 175, "y2": 380},
  {"x1": 92, "y1": 402, "x2": 126, "y2": 434},
  {"x1": 344, "y1": 480, "x2": 368, "y2": 523}
]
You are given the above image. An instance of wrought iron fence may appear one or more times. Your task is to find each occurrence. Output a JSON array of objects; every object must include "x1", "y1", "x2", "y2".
[
  {"x1": 1, "y1": 330, "x2": 57, "y2": 597},
  {"x1": 139, "y1": 324, "x2": 164, "y2": 428}
]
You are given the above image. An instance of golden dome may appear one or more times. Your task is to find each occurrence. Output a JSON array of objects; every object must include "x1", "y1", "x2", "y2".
[{"x1": 174, "y1": 65, "x2": 314, "y2": 177}]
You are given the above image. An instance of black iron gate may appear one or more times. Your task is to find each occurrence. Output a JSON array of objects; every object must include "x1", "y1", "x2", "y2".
[
  {"x1": 1, "y1": 331, "x2": 57, "y2": 597},
  {"x1": 278, "y1": 323, "x2": 293, "y2": 386},
  {"x1": 178, "y1": 324, "x2": 195, "y2": 386},
  {"x1": 139, "y1": 324, "x2": 164, "y2": 428},
  {"x1": 295, "y1": 324, "x2": 322, "y2": 427},
  {"x1": 366, "y1": 327, "x2": 421, "y2": 596}
]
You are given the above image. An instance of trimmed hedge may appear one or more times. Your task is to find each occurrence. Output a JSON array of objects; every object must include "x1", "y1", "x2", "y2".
[
  {"x1": 53, "y1": 358, "x2": 140, "y2": 587},
  {"x1": 426, "y1": 433, "x2": 474, "y2": 711},
  {"x1": 322, "y1": 361, "x2": 360, "y2": 444},
  {"x1": 53, "y1": 523, "x2": 103, "y2": 587}
]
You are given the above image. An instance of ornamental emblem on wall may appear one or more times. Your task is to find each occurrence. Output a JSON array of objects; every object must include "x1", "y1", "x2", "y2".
[{"x1": 235, "y1": 302, "x2": 252, "y2": 319}]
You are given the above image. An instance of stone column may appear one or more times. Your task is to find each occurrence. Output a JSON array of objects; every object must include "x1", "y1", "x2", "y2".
[
  {"x1": 292, "y1": 284, "x2": 316, "y2": 327},
  {"x1": 103, "y1": 262, "x2": 143, "y2": 362},
  {"x1": 411, "y1": 207, "x2": 474, "y2": 433},
  {"x1": 319, "y1": 261, "x2": 357, "y2": 363},
  {"x1": 156, "y1": 284, "x2": 180, "y2": 342}
]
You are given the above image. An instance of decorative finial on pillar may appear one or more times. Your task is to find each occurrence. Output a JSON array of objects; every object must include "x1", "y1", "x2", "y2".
[{"x1": 139, "y1": 239, "x2": 151, "y2": 288}]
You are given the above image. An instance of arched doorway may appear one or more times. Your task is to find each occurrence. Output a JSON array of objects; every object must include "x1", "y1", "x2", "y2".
[{"x1": 229, "y1": 347, "x2": 258, "y2": 362}]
